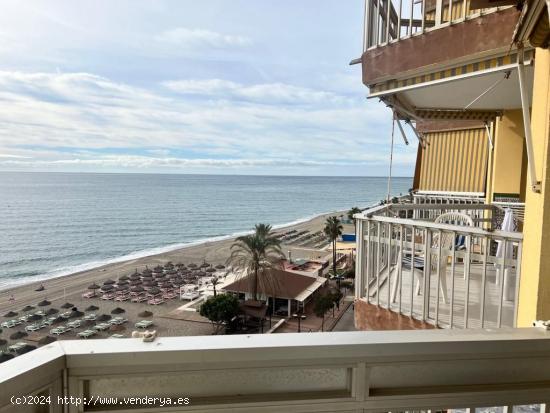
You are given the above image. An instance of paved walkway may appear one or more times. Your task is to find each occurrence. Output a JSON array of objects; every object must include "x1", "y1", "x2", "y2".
[{"x1": 331, "y1": 300, "x2": 356, "y2": 331}]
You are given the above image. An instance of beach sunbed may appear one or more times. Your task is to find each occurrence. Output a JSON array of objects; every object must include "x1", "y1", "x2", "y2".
[
  {"x1": 110, "y1": 317, "x2": 128, "y2": 325},
  {"x1": 81, "y1": 291, "x2": 96, "y2": 299},
  {"x1": 50, "y1": 326, "x2": 69, "y2": 335},
  {"x1": 109, "y1": 334, "x2": 125, "y2": 339},
  {"x1": 114, "y1": 295, "x2": 130, "y2": 302},
  {"x1": 135, "y1": 320, "x2": 154, "y2": 329},
  {"x1": 101, "y1": 292, "x2": 116, "y2": 300},
  {"x1": 84, "y1": 313, "x2": 97, "y2": 321},
  {"x1": 8, "y1": 342, "x2": 28, "y2": 352},
  {"x1": 25, "y1": 323, "x2": 43, "y2": 332},
  {"x1": 66, "y1": 320, "x2": 82, "y2": 329},
  {"x1": 60, "y1": 311, "x2": 72, "y2": 319},
  {"x1": 1, "y1": 320, "x2": 20, "y2": 328},
  {"x1": 77, "y1": 329, "x2": 97, "y2": 339},
  {"x1": 131, "y1": 295, "x2": 147, "y2": 303},
  {"x1": 93, "y1": 323, "x2": 111, "y2": 331}
]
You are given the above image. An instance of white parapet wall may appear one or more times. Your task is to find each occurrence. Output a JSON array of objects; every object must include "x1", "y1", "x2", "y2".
[{"x1": 1, "y1": 329, "x2": 550, "y2": 412}]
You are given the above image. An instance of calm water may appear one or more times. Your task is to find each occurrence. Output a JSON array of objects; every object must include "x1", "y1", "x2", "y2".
[{"x1": 0, "y1": 172, "x2": 411, "y2": 289}]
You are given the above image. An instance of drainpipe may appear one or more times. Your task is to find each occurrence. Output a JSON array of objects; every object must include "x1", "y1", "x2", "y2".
[{"x1": 517, "y1": 44, "x2": 542, "y2": 193}]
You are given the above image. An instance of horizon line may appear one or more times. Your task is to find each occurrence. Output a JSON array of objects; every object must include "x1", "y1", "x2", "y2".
[{"x1": 0, "y1": 169, "x2": 414, "y2": 179}]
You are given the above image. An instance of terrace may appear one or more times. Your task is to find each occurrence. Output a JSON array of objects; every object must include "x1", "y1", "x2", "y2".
[{"x1": 354, "y1": 198, "x2": 524, "y2": 329}]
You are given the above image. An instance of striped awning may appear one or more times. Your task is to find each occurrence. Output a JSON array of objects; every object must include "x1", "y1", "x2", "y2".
[{"x1": 416, "y1": 128, "x2": 489, "y2": 194}]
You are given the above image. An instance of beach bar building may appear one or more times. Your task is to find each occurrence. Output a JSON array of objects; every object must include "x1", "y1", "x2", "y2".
[
  {"x1": 2, "y1": 1, "x2": 550, "y2": 411},
  {"x1": 222, "y1": 269, "x2": 327, "y2": 316}
]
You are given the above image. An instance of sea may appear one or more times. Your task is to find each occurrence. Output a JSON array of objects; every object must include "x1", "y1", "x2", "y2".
[{"x1": 0, "y1": 172, "x2": 411, "y2": 289}]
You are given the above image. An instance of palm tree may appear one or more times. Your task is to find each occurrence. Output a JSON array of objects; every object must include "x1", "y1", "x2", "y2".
[
  {"x1": 347, "y1": 207, "x2": 361, "y2": 231},
  {"x1": 211, "y1": 277, "x2": 220, "y2": 297},
  {"x1": 324, "y1": 216, "x2": 343, "y2": 285},
  {"x1": 227, "y1": 224, "x2": 284, "y2": 301}
]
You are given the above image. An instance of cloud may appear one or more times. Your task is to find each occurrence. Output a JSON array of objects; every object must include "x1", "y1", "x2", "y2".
[
  {"x1": 0, "y1": 70, "x2": 414, "y2": 174},
  {"x1": 162, "y1": 79, "x2": 346, "y2": 105},
  {"x1": 0, "y1": 153, "x2": 415, "y2": 169},
  {"x1": 154, "y1": 28, "x2": 252, "y2": 49},
  {"x1": 0, "y1": 153, "x2": 32, "y2": 159}
]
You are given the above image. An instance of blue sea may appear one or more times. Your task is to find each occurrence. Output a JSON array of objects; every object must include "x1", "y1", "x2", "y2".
[{"x1": 0, "y1": 172, "x2": 411, "y2": 289}]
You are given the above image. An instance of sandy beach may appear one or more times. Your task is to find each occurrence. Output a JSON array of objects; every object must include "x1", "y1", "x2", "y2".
[{"x1": 0, "y1": 210, "x2": 350, "y2": 345}]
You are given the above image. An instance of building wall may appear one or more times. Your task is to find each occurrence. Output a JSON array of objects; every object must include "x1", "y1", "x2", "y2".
[
  {"x1": 489, "y1": 110, "x2": 526, "y2": 200},
  {"x1": 518, "y1": 48, "x2": 550, "y2": 326},
  {"x1": 416, "y1": 128, "x2": 489, "y2": 193}
]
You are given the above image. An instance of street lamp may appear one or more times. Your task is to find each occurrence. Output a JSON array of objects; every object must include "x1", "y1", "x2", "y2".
[{"x1": 292, "y1": 307, "x2": 306, "y2": 333}]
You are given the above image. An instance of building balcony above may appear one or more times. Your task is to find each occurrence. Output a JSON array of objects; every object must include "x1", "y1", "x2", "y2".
[{"x1": 358, "y1": 0, "x2": 520, "y2": 86}]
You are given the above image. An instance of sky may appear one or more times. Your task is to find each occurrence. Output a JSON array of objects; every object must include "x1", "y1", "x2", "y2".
[{"x1": 0, "y1": 0, "x2": 417, "y2": 176}]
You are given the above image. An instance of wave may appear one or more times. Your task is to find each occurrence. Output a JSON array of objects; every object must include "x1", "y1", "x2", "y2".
[{"x1": 0, "y1": 208, "x2": 346, "y2": 291}]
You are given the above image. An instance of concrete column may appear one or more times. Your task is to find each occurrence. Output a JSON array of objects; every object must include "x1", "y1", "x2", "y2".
[
  {"x1": 287, "y1": 299, "x2": 292, "y2": 317},
  {"x1": 518, "y1": 49, "x2": 550, "y2": 326}
]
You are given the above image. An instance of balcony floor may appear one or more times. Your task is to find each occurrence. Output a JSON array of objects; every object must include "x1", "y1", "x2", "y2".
[{"x1": 368, "y1": 261, "x2": 516, "y2": 329}]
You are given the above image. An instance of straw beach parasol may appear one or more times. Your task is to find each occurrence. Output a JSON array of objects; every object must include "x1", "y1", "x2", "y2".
[
  {"x1": 97, "y1": 314, "x2": 112, "y2": 322},
  {"x1": 138, "y1": 310, "x2": 153, "y2": 318},
  {"x1": 85, "y1": 305, "x2": 99, "y2": 312},
  {"x1": 45, "y1": 308, "x2": 59, "y2": 316},
  {"x1": 0, "y1": 353, "x2": 14, "y2": 363},
  {"x1": 37, "y1": 299, "x2": 51, "y2": 307},
  {"x1": 22, "y1": 305, "x2": 35, "y2": 313},
  {"x1": 61, "y1": 302, "x2": 74, "y2": 309},
  {"x1": 10, "y1": 330, "x2": 28, "y2": 340},
  {"x1": 69, "y1": 310, "x2": 84, "y2": 318},
  {"x1": 111, "y1": 307, "x2": 125, "y2": 315},
  {"x1": 38, "y1": 336, "x2": 57, "y2": 345},
  {"x1": 4, "y1": 311, "x2": 18, "y2": 318},
  {"x1": 88, "y1": 283, "x2": 101, "y2": 290},
  {"x1": 27, "y1": 314, "x2": 42, "y2": 322}
]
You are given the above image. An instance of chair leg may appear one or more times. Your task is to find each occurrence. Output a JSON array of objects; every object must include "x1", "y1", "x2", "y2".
[
  {"x1": 439, "y1": 263, "x2": 449, "y2": 304},
  {"x1": 414, "y1": 269, "x2": 423, "y2": 296}
]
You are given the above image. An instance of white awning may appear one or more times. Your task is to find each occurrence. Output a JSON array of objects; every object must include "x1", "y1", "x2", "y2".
[
  {"x1": 371, "y1": 63, "x2": 534, "y2": 112},
  {"x1": 294, "y1": 277, "x2": 326, "y2": 303}
]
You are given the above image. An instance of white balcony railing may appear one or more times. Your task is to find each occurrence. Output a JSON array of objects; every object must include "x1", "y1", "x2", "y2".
[
  {"x1": 355, "y1": 202, "x2": 523, "y2": 329},
  {"x1": 1, "y1": 330, "x2": 550, "y2": 412},
  {"x1": 362, "y1": 0, "x2": 506, "y2": 51}
]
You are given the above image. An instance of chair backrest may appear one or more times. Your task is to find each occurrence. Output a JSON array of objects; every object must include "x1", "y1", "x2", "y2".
[{"x1": 434, "y1": 212, "x2": 473, "y2": 250}]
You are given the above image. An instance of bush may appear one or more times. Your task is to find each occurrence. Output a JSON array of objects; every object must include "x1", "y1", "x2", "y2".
[{"x1": 200, "y1": 294, "x2": 240, "y2": 334}]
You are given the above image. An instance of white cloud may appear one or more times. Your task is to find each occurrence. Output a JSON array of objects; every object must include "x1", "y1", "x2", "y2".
[
  {"x1": 162, "y1": 79, "x2": 346, "y2": 105},
  {"x1": 0, "y1": 70, "x2": 414, "y2": 173},
  {"x1": 0, "y1": 153, "x2": 31, "y2": 159},
  {"x1": 154, "y1": 28, "x2": 252, "y2": 49}
]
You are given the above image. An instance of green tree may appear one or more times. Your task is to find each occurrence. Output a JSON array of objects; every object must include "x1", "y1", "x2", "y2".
[
  {"x1": 314, "y1": 294, "x2": 334, "y2": 332},
  {"x1": 227, "y1": 223, "x2": 284, "y2": 301},
  {"x1": 347, "y1": 207, "x2": 361, "y2": 231},
  {"x1": 329, "y1": 289, "x2": 344, "y2": 315},
  {"x1": 324, "y1": 216, "x2": 343, "y2": 286},
  {"x1": 199, "y1": 294, "x2": 240, "y2": 334},
  {"x1": 211, "y1": 277, "x2": 220, "y2": 297}
]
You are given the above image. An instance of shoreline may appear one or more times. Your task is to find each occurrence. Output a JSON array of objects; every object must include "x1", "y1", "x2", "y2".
[{"x1": 0, "y1": 208, "x2": 351, "y2": 314}]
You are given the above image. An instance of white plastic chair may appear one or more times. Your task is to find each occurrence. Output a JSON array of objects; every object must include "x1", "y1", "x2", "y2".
[{"x1": 392, "y1": 212, "x2": 473, "y2": 304}]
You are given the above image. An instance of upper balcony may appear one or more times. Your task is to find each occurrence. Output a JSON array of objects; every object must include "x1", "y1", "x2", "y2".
[{"x1": 354, "y1": 0, "x2": 535, "y2": 122}]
